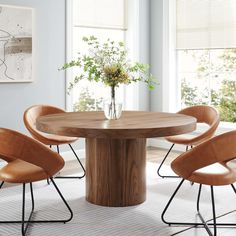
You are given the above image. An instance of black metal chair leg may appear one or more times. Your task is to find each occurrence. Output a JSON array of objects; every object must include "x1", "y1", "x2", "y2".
[
  {"x1": 162, "y1": 182, "x2": 236, "y2": 235},
  {"x1": 50, "y1": 178, "x2": 73, "y2": 222},
  {"x1": 0, "y1": 180, "x2": 73, "y2": 226},
  {"x1": 157, "y1": 144, "x2": 179, "y2": 178},
  {"x1": 161, "y1": 179, "x2": 210, "y2": 227},
  {"x1": 197, "y1": 184, "x2": 202, "y2": 212},
  {"x1": 55, "y1": 144, "x2": 86, "y2": 179},
  {"x1": 21, "y1": 183, "x2": 35, "y2": 236},
  {"x1": 157, "y1": 144, "x2": 193, "y2": 179},
  {"x1": 231, "y1": 184, "x2": 236, "y2": 194},
  {"x1": 0, "y1": 181, "x2": 4, "y2": 189},
  {"x1": 21, "y1": 183, "x2": 26, "y2": 236},
  {"x1": 211, "y1": 186, "x2": 217, "y2": 236},
  {"x1": 161, "y1": 178, "x2": 185, "y2": 225},
  {"x1": 68, "y1": 144, "x2": 86, "y2": 178},
  {"x1": 28, "y1": 178, "x2": 73, "y2": 223},
  {"x1": 56, "y1": 145, "x2": 59, "y2": 154},
  {"x1": 197, "y1": 185, "x2": 215, "y2": 236},
  {"x1": 46, "y1": 145, "x2": 53, "y2": 185},
  {"x1": 30, "y1": 183, "x2": 35, "y2": 214}
]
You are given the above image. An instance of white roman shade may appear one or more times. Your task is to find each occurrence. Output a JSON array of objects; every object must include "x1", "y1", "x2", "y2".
[
  {"x1": 177, "y1": 0, "x2": 236, "y2": 49},
  {"x1": 73, "y1": 0, "x2": 127, "y2": 30}
]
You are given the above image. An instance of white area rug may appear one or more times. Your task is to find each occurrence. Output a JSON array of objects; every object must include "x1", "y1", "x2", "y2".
[{"x1": 0, "y1": 163, "x2": 235, "y2": 236}]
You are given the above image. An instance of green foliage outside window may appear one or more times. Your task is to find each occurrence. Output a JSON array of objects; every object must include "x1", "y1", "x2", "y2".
[
  {"x1": 181, "y1": 48, "x2": 236, "y2": 122},
  {"x1": 73, "y1": 87, "x2": 103, "y2": 112},
  {"x1": 217, "y1": 80, "x2": 236, "y2": 122}
]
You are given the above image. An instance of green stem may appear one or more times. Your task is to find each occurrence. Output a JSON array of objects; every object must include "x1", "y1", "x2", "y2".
[
  {"x1": 109, "y1": 86, "x2": 117, "y2": 119},
  {"x1": 111, "y1": 86, "x2": 115, "y2": 101}
]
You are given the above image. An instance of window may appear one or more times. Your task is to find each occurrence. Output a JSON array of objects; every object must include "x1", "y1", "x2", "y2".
[
  {"x1": 177, "y1": 0, "x2": 236, "y2": 122},
  {"x1": 66, "y1": 0, "x2": 127, "y2": 111}
]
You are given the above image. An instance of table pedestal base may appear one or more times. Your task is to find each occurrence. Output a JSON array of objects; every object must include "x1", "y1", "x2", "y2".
[{"x1": 86, "y1": 138, "x2": 146, "y2": 207}]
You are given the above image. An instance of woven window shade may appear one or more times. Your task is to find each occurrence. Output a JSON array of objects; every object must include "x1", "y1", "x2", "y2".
[
  {"x1": 73, "y1": 0, "x2": 127, "y2": 30},
  {"x1": 177, "y1": 0, "x2": 236, "y2": 49}
]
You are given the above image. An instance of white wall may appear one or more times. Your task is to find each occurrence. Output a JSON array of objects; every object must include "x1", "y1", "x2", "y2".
[{"x1": 0, "y1": 0, "x2": 66, "y2": 133}]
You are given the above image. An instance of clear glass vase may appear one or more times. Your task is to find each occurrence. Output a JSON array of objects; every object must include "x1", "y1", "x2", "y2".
[
  {"x1": 103, "y1": 86, "x2": 122, "y2": 120},
  {"x1": 104, "y1": 99, "x2": 122, "y2": 120}
]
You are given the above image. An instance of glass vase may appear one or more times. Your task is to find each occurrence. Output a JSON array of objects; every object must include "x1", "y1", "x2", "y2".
[{"x1": 103, "y1": 87, "x2": 122, "y2": 120}]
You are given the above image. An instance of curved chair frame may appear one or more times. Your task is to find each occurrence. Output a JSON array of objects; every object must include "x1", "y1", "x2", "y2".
[
  {"x1": 161, "y1": 130, "x2": 236, "y2": 236},
  {"x1": 157, "y1": 105, "x2": 220, "y2": 178},
  {"x1": 24, "y1": 105, "x2": 85, "y2": 179},
  {"x1": 0, "y1": 128, "x2": 73, "y2": 236}
]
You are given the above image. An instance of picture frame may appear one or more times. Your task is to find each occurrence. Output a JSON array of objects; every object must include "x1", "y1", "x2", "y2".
[{"x1": 0, "y1": 5, "x2": 33, "y2": 83}]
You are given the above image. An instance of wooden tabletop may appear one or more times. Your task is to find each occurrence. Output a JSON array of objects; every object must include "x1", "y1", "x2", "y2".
[{"x1": 36, "y1": 111, "x2": 196, "y2": 139}]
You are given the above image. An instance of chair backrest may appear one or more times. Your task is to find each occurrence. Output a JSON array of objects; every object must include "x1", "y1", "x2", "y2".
[
  {"x1": 0, "y1": 128, "x2": 64, "y2": 176},
  {"x1": 23, "y1": 105, "x2": 65, "y2": 143},
  {"x1": 171, "y1": 130, "x2": 236, "y2": 179},
  {"x1": 178, "y1": 105, "x2": 220, "y2": 145}
]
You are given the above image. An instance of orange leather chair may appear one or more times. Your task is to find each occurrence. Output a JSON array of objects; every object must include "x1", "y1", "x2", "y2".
[
  {"x1": 161, "y1": 130, "x2": 236, "y2": 236},
  {"x1": 24, "y1": 105, "x2": 85, "y2": 179},
  {"x1": 0, "y1": 128, "x2": 73, "y2": 236},
  {"x1": 157, "y1": 105, "x2": 220, "y2": 178}
]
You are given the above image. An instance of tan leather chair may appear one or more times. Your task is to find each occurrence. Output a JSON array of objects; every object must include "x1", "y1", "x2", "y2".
[
  {"x1": 0, "y1": 128, "x2": 73, "y2": 236},
  {"x1": 161, "y1": 130, "x2": 236, "y2": 236},
  {"x1": 23, "y1": 105, "x2": 85, "y2": 179},
  {"x1": 157, "y1": 105, "x2": 220, "y2": 178}
]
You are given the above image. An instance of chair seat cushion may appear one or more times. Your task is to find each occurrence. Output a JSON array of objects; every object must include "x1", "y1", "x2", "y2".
[
  {"x1": 43, "y1": 133, "x2": 77, "y2": 144},
  {"x1": 166, "y1": 133, "x2": 196, "y2": 145},
  {"x1": 0, "y1": 159, "x2": 48, "y2": 183},
  {"x1": 36, "y1": 131, "x2": 78, "y2": 145},
  {"x1": 187, "y1": 162, "x2": 236, "y2": 186},
  {"x1": 166, "y1": 124, "x2": 211, "y2": 146}
]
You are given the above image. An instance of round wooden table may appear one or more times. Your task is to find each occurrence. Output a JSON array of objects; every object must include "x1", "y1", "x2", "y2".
[{"x1": 36, "y1": 111, "x2": 196, "y2": 207}]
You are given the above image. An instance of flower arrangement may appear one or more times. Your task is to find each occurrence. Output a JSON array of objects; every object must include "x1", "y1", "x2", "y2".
[{"x1": 62, "y1": 36, "x2": 156, "y2": 119}]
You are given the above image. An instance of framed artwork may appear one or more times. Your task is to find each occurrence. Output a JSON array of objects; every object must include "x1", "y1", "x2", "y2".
[{"x1": 0, "y1": 5, "x2": 33, "y2": 82}]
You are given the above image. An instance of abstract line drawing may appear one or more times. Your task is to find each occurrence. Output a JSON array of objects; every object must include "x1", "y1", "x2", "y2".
[{"x1": 0, "y1": 5, "x2": 33, "y2": 82}]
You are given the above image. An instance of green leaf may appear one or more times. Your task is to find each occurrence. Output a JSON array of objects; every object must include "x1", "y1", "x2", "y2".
[{"x1": 61, "y1": 35, "x2": 158, "y2": 92}]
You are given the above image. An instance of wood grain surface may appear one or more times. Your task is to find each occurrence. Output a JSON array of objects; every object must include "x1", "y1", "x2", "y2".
[
  {"x1": 36, "y1": 111, "x2": 196, "y2": 139},
  {"x1": 86, "y1": 138, "x2": 146, "y2": 207}
]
